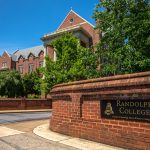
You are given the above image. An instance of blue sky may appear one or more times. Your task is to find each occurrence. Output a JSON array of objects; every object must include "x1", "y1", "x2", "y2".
[{"x1": 0, "y1": 0, "x2": 99, "y2": 55}]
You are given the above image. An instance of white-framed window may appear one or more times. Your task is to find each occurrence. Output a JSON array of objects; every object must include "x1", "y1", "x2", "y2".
[
  {"x1": 2, "y1": 62, "x2": 7, "y2": 68},
  {"x1": 18, "y1": 65, "x2": 23, "y2": 74},
  {"x1": 28, "y1": 63, "x2": 34, "y2": 73},
  {"x1": 70, "y1": 18, "x2": 74, "y2": 23},
  {"x1": 39, "y1": 61, "x2": 43, "y2": 67}
]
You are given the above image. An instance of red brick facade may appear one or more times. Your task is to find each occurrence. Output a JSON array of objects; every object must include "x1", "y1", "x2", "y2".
[
  {"x1": 0, "y1": 51, "x2": 14, "y2": 71},
  {"x1": 0, "y1": 98, "x2": 52, "y2": 110},
  {"x1": 58, "y1": 10, "x2": 86, "y2": 30},
  {"x1": 0, "y1": 46, "x2": 45, "y2": 75},
  {"x1": 42, "y1": 10, "x2": 100, "y2": 57},
  {"x1": 57, "y1": 10, "x2": 100, "y2": 45},
  {"x1": 0, "y1": 10, "x2": 99, "y2": 74},
  {"x1": 47, "y1": 46, "x2": 54, "y2": 60},
  {"x1": 50, "y1": 72, "x2": 150, "y2": 150},
  {"x1": 15, "y1": 50, "x2": 44, "y2": 74}
]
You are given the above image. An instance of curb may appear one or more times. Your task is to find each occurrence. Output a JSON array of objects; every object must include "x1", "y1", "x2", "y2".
[
  {"x1": 0, "y1": 109, "x2": 52, "y2": 114},
  {"x1": 33, "y1": 124, "x2": 125, "y2": 150}
]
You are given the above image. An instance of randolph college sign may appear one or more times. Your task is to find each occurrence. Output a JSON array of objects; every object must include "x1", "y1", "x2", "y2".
[{"x1": 101, "y1": 99, "x2": 150, "y2": 122}]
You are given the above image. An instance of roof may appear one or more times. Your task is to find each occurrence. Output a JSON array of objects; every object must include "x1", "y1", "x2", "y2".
[
  {"x1": 12, "y1": 45, "x2": 44, "y2": 61},
  {"x1": 41, "y1": 24, "x2": 92, "y2": 41},
  {"x1": 0, "y1": 51, "x2": 11, "y2": 57},
  {"x1": 42, "y1": 24, "x2": 81, "y2": 40},
  {"x1": 41, "y1": 9, "x2": 95, "y2": 41},
  {"x1": 58, "y1": 9, "x2": 94, "y2": 30},
  {"x1": 5, "y1": 51, "x2": 11, "y2": 57}
]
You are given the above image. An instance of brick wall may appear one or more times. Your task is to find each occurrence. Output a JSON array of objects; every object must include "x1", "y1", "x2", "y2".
[
  {"x1": 47, "y1": 46, "x2": 54, "y2": 60},
  {"x1": 0, "y1": 51, "x2": 12, "y2": 70},
  {"x1": 57, "y1": 10, "x2": 100, "y2": 47},
  {"x1": 58, "y1": 11, "x2": 85, "y2": 30},
  {"x1": 0, "y1": 98, "x2": 52, "y2": 110},
  {"x1": 16, "y1": 51, "x2": 44, "y2": 74},
  {"x1": 81, "y1": 23, "x2": 100, "y2": 45},
  {"x1": 50, "y1": 72, "x2": 150, "y2": 150}
]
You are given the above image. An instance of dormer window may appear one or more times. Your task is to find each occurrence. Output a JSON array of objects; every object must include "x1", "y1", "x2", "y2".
[
  {"x1": 29, "y1": 54, "x2": 33, "y2": 57},
  {"x1": 39, "y1": 51, "x2": 44, "y2": 58},
  {"x1": 28, "y1": 63, "x2": 34, "y2": 73},
  {"x1": 39, "y1": 61, "x2": 43, "y2": 67},
  {"x1": 18, "y1": 65, "x2": 23, "y2": 74},
  {"x1": 28, "y1": 53, "x2": 35, "y2": 60},
  {"x1": 70, "y1": 18, "x2": 74, "y2": 23},
  {"x1": 18, "y1": 55, "x2": 24, "y2": 61}
]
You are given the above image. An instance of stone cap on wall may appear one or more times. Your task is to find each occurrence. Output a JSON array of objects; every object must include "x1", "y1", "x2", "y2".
[{"x1": 50, "y1": 71, "x2": 150, "y2": 96}]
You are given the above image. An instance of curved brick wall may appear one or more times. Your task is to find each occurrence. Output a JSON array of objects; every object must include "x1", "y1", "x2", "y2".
[{"x1": 50, "y1": 72, "x2": 150, "y2": 150}]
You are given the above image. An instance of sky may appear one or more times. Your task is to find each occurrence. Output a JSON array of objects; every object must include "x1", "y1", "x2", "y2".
[{"x1": 0, "y1": 0, "x2": 99, "y2": 55}]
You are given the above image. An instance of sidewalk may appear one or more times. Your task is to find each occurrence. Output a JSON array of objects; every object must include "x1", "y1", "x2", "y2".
[
  {"x1": 34, "y1": 124, "x2": 125, "y2": 150},
  {"x1": 0, "y1": 120, "x2": 78, "y2": 150},
  {"x1": 0, "y1": 119, "x2": 126, "y2": 150}
]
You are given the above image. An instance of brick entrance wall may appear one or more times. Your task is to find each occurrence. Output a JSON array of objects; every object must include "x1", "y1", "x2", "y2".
[
  {"x1": 50, "y1": 72, "x2": 150, "y2": 150},
  {"x1": 0, "y1": 98, "x2": 52, "y2": 110}
]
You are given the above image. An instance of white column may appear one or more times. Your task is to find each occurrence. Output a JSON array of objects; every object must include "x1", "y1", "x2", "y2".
[
  {"x1": 43, "y1": 45, "x2": 47, "y2": 67},
  {"x1": 54, "y1": 47, "x2": 57, "y2": 61}
]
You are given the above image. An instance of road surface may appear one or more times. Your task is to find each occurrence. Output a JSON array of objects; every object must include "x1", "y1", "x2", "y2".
[{"x1": 0, "y1": 112, "x2": 51, "y2": 124}]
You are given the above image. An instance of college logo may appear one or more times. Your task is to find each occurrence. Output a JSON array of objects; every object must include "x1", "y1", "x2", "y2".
[{"x1": 104, "y1": 102, "x2": 114, "y2": 116}]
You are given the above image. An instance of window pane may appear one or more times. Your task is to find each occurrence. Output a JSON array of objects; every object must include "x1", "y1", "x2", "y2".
[
  {"x1": 2, "y1": 62, "x2": 7, "y2": 68},
  {"x1": 18, "y1": 65, "x2": 23, "y2": 74},
  {"x1": 29, "y1": 64, "x2": 34, "y2": 73},
  {"x1": 39, "y1": 61, "x2": 43, "y2": 67}
]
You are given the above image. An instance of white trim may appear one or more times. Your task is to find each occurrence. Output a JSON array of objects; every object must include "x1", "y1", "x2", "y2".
[
  {"x1": 45, "y1": 25, "x2": 81, "y2": 38},
  {"x1": 42, "y1": 23, "x2": 92, "y2": 40},
  {"x1": 38, "y1": 50, "x2": 44, "y2": 56},
  {"x1": 54, "y1": 48, "x2": 57, "y2": 61},
  {"x1": 57, "y1": 9, "x2": 95, "y2": 30},
  {"x1": 57, "y1": 10, "x2": 72, "y2": 30},
  {"x1": 28, "y1": 52, "x2": 35, "y2": 58},
  {"x1": 43, "y1": 46, "x2": 46, "y2": 67},
  {"x1": 71, "y1": 10, "x2": 95, "y2": 28},
  {"x1": 4, "y1": 50, "x2": 11, "y2": 57},
  {"x1": 18, "y1": 54, "x2": 25, "y2": 61},
  {"x1": 45, "y1": 23, "x2": 87, "y2": 37}
]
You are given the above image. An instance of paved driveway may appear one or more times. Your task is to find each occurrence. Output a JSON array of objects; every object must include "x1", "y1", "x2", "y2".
[
  {"x1": 0, "y1": 120, "x2": 124, "y2": 150},
  {"x1": 0, "y1": 112, "x2": 51, "y2": 124},
  {"x1": 0, "y1": 120, "x2": 79, "y2": 150}
]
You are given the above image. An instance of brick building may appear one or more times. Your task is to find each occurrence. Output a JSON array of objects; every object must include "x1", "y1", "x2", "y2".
[
  {"x1": 0, "y1": 10, "x2": 100, "y2": 74},
  {"x1": 0, "y1": 51, "x2": 15, "y2": 71},
  {"x1": 0, "y1": 45, "x2": 45, "y2": 74}
]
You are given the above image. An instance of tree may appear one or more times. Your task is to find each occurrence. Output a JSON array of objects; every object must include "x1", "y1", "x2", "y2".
[
  {"x1": 93, "y1": 0, "x2": 150, "y2": 76},
  {"x1": 0, "y1": 70, "x2": 24, "y2": 97},
  {"x1": 0, "y1": 69, "x2": 42, "y2": 98},
  {"x1": 43, "y1": 33, "x2": 98, "y2": 93},
  {"x1": 23, "y1": 69, "x2": 42, "y2": 97}
]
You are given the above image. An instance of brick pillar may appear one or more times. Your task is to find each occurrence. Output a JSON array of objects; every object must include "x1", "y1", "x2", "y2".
[{"x1": 70, "y1": 93, "x2": 82, "y2": 119}]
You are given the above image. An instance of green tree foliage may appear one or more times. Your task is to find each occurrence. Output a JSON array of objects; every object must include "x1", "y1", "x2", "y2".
[
  {"x1": 93, "y1": 0, "x2": 150, "y2": 76},
  {"x1": 23, "y1": 69, "x2": 42, "y2": 97},
  {"x1": 43, "y1": 33, "x2": 98, "y2": 93},
  {"x1": 0, "y1": 70, "x2": 24, "y2": 97}
]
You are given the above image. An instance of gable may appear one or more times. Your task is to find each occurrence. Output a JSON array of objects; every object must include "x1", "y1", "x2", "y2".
[
  {"x1": 18, "y1": 55, "x2": 24, "y2": 61},
  {"x1": 58, "y1": 10, "x2": 88, "y2": 30},
  {"x1": 2, "y1": 51, "x2": 10, "y2": 58},
  {"x1": 28, "y1": 53, "x2": 35, "y2": 58},
  {"x1": 13, "y1": 45, "x2": 44, "y2": 61},
  {"x1": 38, "y1": 50, "x2": 44, "y2": 57}
]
